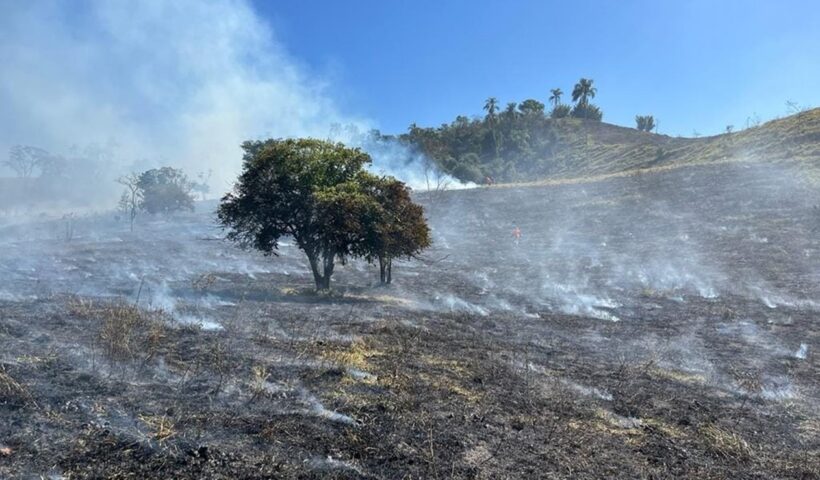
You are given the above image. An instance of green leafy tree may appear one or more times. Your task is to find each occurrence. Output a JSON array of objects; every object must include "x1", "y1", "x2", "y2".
[
  {"x1": 518, "y1": 99, "x2": 545, "y2": 117},
  {"x1": 218, "y1": 139, "x2": 371, "y2": 290},
  {"x1": 483, "y1": 97, "x2": 499, "y2": 120},
  {"x1": 550, "y1": 104, "x2": 571, "y2": 119},
  {"x1": 502, "y1": 102, "x2": 518, "y2": 121},
  {"x1": 571, "y1": 78, "x2": 597, "y2": 106},
  {"x1": 218, "y1": 139, "x2": 429, "y2": 290},
  {"x1": 635, "y1": 115, "x2": 656, "y2": 132},
  {"x1": 136, "y1": 167, "x2": 195, "y2": 214},
  {"x1": 452, "y1": 152, "x2": 484, "y2": 183},
  {"x1": 358, "y1": 176, "x2": 431, "y2": 284},
  {"x1": 549, "y1": 88, "x2": 563, "y2": 108},
  {"x1": 484, "y1": 97, "x2": 500, "y2": 158},
  {"x1": 570, "y1": 78, "x2": 602, "y2": 120},
  {"x1": 571, "y1": 103, "x2": 603, "y2": 121}
]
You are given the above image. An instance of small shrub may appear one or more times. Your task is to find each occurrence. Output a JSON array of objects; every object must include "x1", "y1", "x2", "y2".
[
  {"x1": 550, "y1": 104, "x2": 571, "y2": 119},
  {"x1": 0, "y1": 364, "x2": 35, "y2": 407},
  {"x1": 137, "y1": 167, "x2": 195, "y2": 214},
  {"x1": 71, "y1": 298, "x2": 168, "y2": 363},
  {"x1": 97, "y1": 303, "x2": 146, "y2": 361}
]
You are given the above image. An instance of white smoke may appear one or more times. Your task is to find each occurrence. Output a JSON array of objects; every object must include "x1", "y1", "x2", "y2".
[{"x1": 0, "y1": 0, "x2": 366, "y2": 197}]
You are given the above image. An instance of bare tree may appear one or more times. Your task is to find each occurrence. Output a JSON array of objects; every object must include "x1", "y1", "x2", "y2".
[
  {"x1": 4, "y1": 145, "x2": 50, "y2": 178},
  {"x1": 193, "y1": 169, "x2": 213, "y2": 201},
  {"x1": 62, "y1": 213, "x2": 75, "y2": 242},
  {"x1": 421, "y1": 156, "x2": 451, "y2": 207},
  {"x1": 117, "y1": 173, "x2": 141, "y2": 232},
  {"x1": 785, "y1": 100, "x2": 807, "y2": 114}
]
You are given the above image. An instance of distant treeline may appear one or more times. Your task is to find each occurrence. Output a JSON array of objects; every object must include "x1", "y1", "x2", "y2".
[{"x1": 385, "y1": 78, "x2": 607, "y2": 184}]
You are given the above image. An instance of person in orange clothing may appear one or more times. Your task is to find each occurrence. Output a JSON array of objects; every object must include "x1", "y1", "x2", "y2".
[{"x1": 512, "y1": 225, "x2": 522, "y2": 245}]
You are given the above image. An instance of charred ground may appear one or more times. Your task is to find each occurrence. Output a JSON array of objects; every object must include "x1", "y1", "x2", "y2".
[{"x1": 1, "y1": 157, "x2": 819, "y2": 478}]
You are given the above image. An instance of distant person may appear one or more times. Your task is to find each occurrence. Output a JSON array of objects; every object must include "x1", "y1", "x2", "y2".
[
  {"x1": 512, "y1": 225, "x2": 522, "y2": 245},
  {"x1": 484, "y1": 176, "x2": 495, "y2": 186}
]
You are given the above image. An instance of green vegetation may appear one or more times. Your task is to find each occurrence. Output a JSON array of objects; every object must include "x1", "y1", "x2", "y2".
[
  {"x1": 358, "y1": 176, "x2": 431, "y2": 284},
  {"x1": 3, "y1": 145, "x2": 53, "y2": 178},
  {"x1": 218, "y1": 139, "x2": 430, "y2": 290},
  {"x1": 635, "y1": 115, "x2": 656, "y2": 132},
  {"x1": 396, "y1": 77, "x2": 607, "y2": 183},
  {"x1": 570, "y1": 78, "x2": 602, "y2": 120},
  {"x1": 115, "y1": 167, "x2": 196, "y2": 231},
  {"x1": 390, "y1": 77, "x2": 819, "y2": 185},
  {"x1": 136, "y1": 167, "x2": 196, "y2": 214}
]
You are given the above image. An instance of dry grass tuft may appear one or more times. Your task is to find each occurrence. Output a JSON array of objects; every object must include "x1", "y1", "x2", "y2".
[
  {"x1": 0, "y1": 364, "x2": 36, "y2": 407},
  {"x1": 139, "y1": 414, "x2": 176, "y2": 443},
  {"x1": 70, "y1": 297, "x2": 169, "y2": 363},
  {"x1": 648, "y1": 366, "x2": 707, "y2": 385},
  {"x1": 67, "y1": 296, "x2": 96, "y2": 317},
  {"x1": 191, "y1": 273, "x2": 217, "y2": 291},
  {"x1": 248, "y1": 365, "x2": 272, "y2": 402},
  {"x1": 699, "y1": 424, "x2": 752, "y2": 460},
  {"x1": 97, "y1": 303, "x2": 147, "y2": 361},
  {"x1": 320, "y1": 339, "x2": 382, "y2": 371}
]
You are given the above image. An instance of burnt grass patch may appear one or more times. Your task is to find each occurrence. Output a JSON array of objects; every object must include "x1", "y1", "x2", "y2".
[
  {"x1": 1, "y1": 294, "x2": 818, "y2": 479},
  {"x1": 1, "y1": 161, "x2": 820, "y2": 478}
]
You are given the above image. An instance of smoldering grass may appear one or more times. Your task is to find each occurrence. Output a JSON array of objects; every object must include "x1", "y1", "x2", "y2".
[
  {"x1": 69, "y1": 296, "x2": 170, "y2": 365},
  {"x1": 0, "y1": 363, "x2": 38, "y2": 408},
  {"x1": 305, "y1": 393, "x2": 357, "y2": 425},
  {"x1": 308, "y1": 455, "x2": 365, "y2": 475},
  {"x1": 698, "y1": 424, "x2": 753, "y2": 460},
  {"x1": 138, "y1": 413, "x2": 177, "y2": 444}
]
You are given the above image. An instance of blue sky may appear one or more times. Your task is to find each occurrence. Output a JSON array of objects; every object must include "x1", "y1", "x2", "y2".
[
  {"x1": 2, "y1": 1, "x2": 819, "y2": 185},
  {"x1": 256, "y1": 0, "x2": 820, "y2": 137}
]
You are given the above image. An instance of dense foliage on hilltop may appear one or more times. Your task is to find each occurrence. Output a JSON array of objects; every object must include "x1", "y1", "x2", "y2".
[{"x1": 394, "y1": 78, "x2": 606, "y2": 184}]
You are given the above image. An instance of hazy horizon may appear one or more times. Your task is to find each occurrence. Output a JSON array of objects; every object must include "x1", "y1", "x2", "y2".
[{"x1": 2, "y1": 0, "x2": 818, "y2": 185}]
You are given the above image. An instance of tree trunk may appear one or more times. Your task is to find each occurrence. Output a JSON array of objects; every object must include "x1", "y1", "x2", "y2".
[
  {"x1": 306, "y1": 252, "x2": 324, "y2": 290},
  {"x1": 321, "y1": 248, "x2": 335, "y2": 290},
  {"x1": 306, "y1": 247, "x2": 336, "y2": 291},
  {"x1": 378, "y1": 256, "x2": 393, "y2": 285}
]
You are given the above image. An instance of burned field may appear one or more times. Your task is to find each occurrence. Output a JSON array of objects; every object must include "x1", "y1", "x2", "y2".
[{"x1": 1, "y1": 161, "x2": 819, "y2": 478}]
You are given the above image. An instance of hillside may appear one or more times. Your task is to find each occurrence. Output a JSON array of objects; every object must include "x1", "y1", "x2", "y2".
[
  {"x1": 2, "y1": 152, "x2": 819, "y2": 478},
  {"x1": 403, "y1": 107, "x2": 820, "y2": 184}
]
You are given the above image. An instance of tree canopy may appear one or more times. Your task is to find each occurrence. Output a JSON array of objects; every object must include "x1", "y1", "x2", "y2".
[
  {"x1": 218, "y1": 138, "x2": 430, "y2": 290},
  {"x1": 357, "y1": 176, "x2": 431, "y2": 284},
  {"x1": 137, "y1": 167, "x2": 196, "y2": 214},
  {"x1": 635, "y1": 115, "x2": 656, "y2": 132},
  {"x1": 4, "y1": 145, "x2": 57, "y2": 178},
  {"x1": 396, "y1": 78, "x2": 605, "y2": 184}
]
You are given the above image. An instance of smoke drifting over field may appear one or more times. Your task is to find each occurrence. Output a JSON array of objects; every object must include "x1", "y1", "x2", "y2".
[
  {"x1": 1, "y1": 147, "x2": 818, "y2": 476},
  {"x1": 0, "y1": 0, "x2": 450, "y2": 211},
  {"x1": 420, "y1": 160, "x2": 820, "y2": 319}
]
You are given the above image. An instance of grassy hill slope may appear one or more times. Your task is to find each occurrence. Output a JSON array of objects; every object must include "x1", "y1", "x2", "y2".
[{"x1": 407, "y1": 108, "x2": 820, "y2": 184}]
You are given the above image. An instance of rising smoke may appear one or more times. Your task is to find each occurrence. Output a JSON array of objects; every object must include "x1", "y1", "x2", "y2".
[
  {"x1": 2, "y1": 0, "x2": 817, "y2": 321},
  {"x1": 0, "y1": 0, "x2": 450, "y2": 212}
]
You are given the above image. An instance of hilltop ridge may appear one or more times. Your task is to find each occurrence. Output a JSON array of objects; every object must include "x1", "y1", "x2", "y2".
[{"x1": 402, "y1": 108, "x2": 820, "y2": 185}]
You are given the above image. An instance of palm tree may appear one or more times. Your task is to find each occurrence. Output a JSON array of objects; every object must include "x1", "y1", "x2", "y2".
[
  {"x1": 483, "y1": 97, "x2": 500, "y2": 158},
  {"x1": 483, "y1": 97, "x2": 499, "y2": 121},
  {"x1": 549, "y1": 88, "x2": 563, "y2": 108},
  {"x1": 571, "y1": 78, "x2": 596, "y2": 106},
  {"x1": 504, "y1": 102, "x2": 518, "y2": 118}
]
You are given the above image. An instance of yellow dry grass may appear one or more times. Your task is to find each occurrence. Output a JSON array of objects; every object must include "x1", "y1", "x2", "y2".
[
  {"x1": 319, "y1": 339, "x2": 383, "y2": 371},
  {"x1": 139, "y1": 414, "x2": 176, "y2": 443},
  {"x1": 699, "y1": 424, "x2": 752, "y2": 459},
  {"x1": 649, "y1": 367, "x2": 708, "y2": 385},
  {"x1": 0, "y1": 364, "x2": 33, "y2": 405}
]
